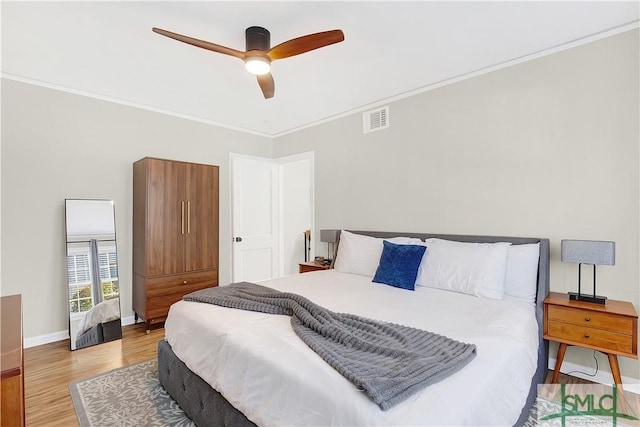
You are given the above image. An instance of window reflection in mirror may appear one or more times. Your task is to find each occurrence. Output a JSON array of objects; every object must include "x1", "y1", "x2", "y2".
[{"x1": 65, "y1": 199, "x2": 122, "y2": 350}]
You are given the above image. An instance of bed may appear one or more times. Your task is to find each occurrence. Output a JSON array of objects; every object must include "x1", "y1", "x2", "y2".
[
  {"x1": 75, "y1": 318, "x2": 122, "y2": 349},
  {"x1": 74, "y1": 297, "x2": 122, "y2": 349},
  {"x1": 159, "y1": 231, "x2": 550, "y2": 426}
]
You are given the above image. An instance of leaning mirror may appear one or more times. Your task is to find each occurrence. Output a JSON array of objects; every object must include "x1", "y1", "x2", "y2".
[{"x1": 65, "y1": 199, "x2": 122, "y2": 350}]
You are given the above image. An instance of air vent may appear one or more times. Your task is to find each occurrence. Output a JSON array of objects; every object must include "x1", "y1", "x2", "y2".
[{"x1": 363, "y1": 106, "x2": 389, "y2": 134}]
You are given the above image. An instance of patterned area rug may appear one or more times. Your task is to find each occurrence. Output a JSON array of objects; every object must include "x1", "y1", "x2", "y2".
[
  {"x1": 71, "y1": 359, "x2": 542, "y2": 426},
  {"x1": 69, "y1": 359, "x2": 194, "y2": 427}
]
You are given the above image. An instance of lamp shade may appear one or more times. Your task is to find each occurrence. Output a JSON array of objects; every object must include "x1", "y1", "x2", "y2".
[
  {"x1": 320, "y1": 229, "x2": 339, "y2": 243},
  {"x1": 561, "y1": 240, "x2": 615, "y2": 265}
]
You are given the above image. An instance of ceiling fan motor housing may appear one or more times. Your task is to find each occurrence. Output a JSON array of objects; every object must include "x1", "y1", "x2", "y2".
[{"x1": 246, "y1": 26, "x2": 271, "y2": 51}]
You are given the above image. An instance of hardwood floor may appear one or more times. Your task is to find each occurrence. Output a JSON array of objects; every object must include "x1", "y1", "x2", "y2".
[
  {"x1": 544, "y1": 370, "x2": 595, "y2": 384},
  {"x1": 24, "y1": 325, "x2": 595, "y2": 426},
  {"x1": 24, "y1": 324, "x2": 165, "y2": 426}
]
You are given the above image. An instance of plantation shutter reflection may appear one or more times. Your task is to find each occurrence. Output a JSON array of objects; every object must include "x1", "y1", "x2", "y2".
[{"x1": 67, "y1": 252, "x2": 92, "y2": 313}]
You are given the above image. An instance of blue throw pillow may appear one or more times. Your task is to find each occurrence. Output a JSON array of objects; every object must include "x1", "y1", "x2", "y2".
[{"x1": 372, "y1": 240, "x2": 427, "y2": 290}]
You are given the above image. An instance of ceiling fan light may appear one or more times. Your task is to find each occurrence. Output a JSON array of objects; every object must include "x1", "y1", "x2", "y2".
[{"x1": 245, "y1": 56, "x2": 271, "y2": 75}]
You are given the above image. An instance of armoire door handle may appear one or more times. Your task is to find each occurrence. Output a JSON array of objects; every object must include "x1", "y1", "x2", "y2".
[
  {"x1": 187, "y1": 201, "x2": 191, "y2": 234},
  {"x1": 181, "y1": 201, "x2": 185, "y2": 234}
]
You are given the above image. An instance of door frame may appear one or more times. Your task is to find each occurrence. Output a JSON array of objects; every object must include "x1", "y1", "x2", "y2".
[
  {"x1": 276, "y1": 151, "x2": 315, "y2": 276},
  {"x1": 230, "y1": 152, "x2": 315, "y2": 281}
]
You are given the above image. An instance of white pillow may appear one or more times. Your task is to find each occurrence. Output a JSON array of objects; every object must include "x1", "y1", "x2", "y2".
[
  {"x1": 334, "y1": 231, "x2": 382, "y2": 276},
  {"x1": 386, "y1": 236, "x2": 424, "y2": 245},
  {"x1": 504, "y1": 243, "x2": 540, "y2": 305},
  {"x1": 333, "y1": 231, "x2": 424, "y2": 277},
  {"x1": 416, "y1": 238, "x2": 511, "y2": 299}
]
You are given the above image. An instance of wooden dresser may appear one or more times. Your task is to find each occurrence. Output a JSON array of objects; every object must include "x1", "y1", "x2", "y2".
[
  {"x1": 133, "y1": 157, "x2": 220, "y2": 333},
  {"x1": 1, "y1": 294, "x2": 25, "y2": 426},
  {"x1": 544, "y1": 292, "x2": 638, "y2": 384}
]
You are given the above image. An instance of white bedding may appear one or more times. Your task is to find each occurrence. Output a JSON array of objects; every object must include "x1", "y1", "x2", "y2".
[
  {"x1": 77, "y1": 297, "x2": 120, "y2": 335},
  {"x1": 165, "y1": 270, "x2": 538, "y2": 426}
]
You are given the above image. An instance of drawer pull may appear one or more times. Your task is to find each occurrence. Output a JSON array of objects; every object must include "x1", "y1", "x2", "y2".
[
  {"x1": 585, "y1": 317, "x2": 590, "y2": 322},
  {"x1": 584, "y1": 334, "x2": 590, "y2": 339},
  {"x1": 183, "y1": 280, "x2": 188, "y2": 284}
]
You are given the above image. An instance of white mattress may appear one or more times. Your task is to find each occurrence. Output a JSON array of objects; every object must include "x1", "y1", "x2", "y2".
[
  {"x1": 77, "y1": 297, "x2": 120, "y2": 335},
  {"x1": 165, "y1": 270, "x2": 538, "y2": 426}
]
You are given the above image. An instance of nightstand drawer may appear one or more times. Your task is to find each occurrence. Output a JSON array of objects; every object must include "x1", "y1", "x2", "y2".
[
  {"x1": 547, "y1": 305, "x2": 634, "y2": 333},
  {"x1": 547, "y1": 321, "x2": 633, "y2": 354}
]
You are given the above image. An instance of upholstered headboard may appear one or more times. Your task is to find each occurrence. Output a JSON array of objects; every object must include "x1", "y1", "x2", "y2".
[{"x1": 334, "y1": 230, "x2": 550, "y2": 424}]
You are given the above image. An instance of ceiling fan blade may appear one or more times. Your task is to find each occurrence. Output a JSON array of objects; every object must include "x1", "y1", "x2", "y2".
[
  {"x1": 152, "y1": 27, "x2": 246, "y2": 60},
  {"x1": 257, "y1": 73, "x2": 275, "y2": 99},
  {"x1": 267, "y1": 29, "x2": 344, "y2": 60}
]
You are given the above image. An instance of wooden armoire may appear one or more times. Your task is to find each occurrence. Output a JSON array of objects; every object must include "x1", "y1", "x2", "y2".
[{"x1": 133, "y1": 157, "x2": 219, "y2": 332}]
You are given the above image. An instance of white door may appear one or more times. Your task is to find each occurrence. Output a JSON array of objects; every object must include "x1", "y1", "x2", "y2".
[
  {"x1": 231, "y1": 155, "x2": 279, "y2": 282},
  {"x1": 278, "y1": 153, "x2": 314, "y2": 275}
]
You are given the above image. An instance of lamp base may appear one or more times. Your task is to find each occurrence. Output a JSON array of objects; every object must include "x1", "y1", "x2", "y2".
[{"x1": 568, "y1": 292, "x2": 607, "y2": 305}]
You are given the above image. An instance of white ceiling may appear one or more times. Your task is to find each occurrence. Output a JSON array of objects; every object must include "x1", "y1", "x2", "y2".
[{"x1": 2, "y1": 1, "x2": 638, "y2": 137}]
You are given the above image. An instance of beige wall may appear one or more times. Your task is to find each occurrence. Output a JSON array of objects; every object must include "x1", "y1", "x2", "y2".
[
  {"x1": 1, "y1": 79, "x2": 272, "y2": 339},
  {"x1": 2, "y1": 29, "x2": 638, "y2": 382},
  {"x1": 274, "y1": 30, "x2": 639, "y2": 381}
]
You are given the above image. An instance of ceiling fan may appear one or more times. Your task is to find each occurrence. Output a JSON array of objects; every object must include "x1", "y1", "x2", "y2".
[{"x1": 152, "y1": 26, "x2": 345, "y2": 99}]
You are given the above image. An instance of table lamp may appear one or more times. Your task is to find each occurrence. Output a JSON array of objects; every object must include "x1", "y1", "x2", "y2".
[
  {"x1": 561, "y1": 239, "x2": 615, "y2": 304},
  {"x1": 320, "y1": 229, "x2": 339, "y2": 262}
]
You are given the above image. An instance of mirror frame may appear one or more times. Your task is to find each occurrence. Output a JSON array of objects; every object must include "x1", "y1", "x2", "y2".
[{"x1": 65, "y1": 199, "x2": 122, "y2": 350}]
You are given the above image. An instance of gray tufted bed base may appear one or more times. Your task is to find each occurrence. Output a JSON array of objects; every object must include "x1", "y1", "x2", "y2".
[
  {"x1": 158, "y1": 339, "x2": 256, "y2": 427},
  {"x1": 158, "y1": 231, "x2": 550, "y2": 427},
  {"x1": 75, "y1": 318, "x2": 122, "y2": 349}
]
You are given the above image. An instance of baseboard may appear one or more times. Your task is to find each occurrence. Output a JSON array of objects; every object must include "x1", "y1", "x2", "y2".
[
  {"x1": 24, "y1": 314, "x2": 139, "y2": 348},
  {"x1": 549, "y1": 355, "x2": 640, "y2": 394},
  {"x1": 24, "y1": 330, "x2": 69, "y2": 348},
  {"x1": 121, "y1": 314, "x2": 136, "y2": 326}
]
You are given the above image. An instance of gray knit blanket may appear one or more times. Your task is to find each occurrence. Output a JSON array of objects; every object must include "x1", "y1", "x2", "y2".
[{"x1": 184, "y1": 282, "x2": 476, "y2": 410}]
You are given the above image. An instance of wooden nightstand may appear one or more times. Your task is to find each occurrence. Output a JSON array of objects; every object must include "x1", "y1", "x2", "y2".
[
  {"x1": 544, "y1": 292, "x2": 638, "y2": 385},
  {"x1": 299, "y1": 261, "x2": 330, "y2": 273}
]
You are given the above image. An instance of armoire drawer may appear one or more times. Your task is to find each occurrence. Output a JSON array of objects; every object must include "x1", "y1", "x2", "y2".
[
  {"x1": 146, "y1": 270, "x2": 218, "y2": 292},
  {"x1": 145, "y1": 270, "x2": 218, "y2": 319}
]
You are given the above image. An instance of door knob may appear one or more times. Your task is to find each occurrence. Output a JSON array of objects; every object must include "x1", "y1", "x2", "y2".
[{"x1": 234, "y1": 237, "x2": 243, "y2": 242}]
